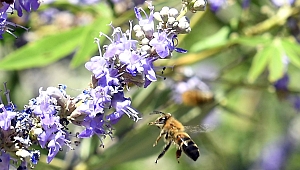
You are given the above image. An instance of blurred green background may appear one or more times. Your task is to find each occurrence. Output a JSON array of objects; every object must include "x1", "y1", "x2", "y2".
[{"x1": 1, "y1": 0, "x2": 300, "y2": 169}]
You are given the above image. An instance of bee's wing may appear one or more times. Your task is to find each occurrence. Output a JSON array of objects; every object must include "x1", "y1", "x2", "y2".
[{"x1": 184, "y1": 124, "x2": 215, "y2": 133}]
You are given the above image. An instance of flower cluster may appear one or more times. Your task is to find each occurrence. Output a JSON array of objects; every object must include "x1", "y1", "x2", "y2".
[
  {"x1": 0, "y1": 83, "x2": 117, "y2": 169},
  {"x1": 206, "y1": 0, "x2": 226, "y2": 12},
  {"x1": 0, "y1": 83, "x2": 40, "y2": 169},
  {"x1": 0, "y1": 1, "x2": 209, "y2": 169},
  {"x1": 84, "y1": 2, "x2": 199, "y2": 122},
  {"x1": 0, "y1": 0, "x2": 40, "y2": 38},
  {"x1": 271, "y1": 0, "x2": 294, "y2": 7}
]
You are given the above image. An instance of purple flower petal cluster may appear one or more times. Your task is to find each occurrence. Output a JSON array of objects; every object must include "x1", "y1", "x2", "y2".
[
  {"x1": 0, "y1": 103, "x2": 16, "y2": 130},
  {"x1": 0, "y1": 2, "x2": 210, "y2": 169},
  {"x1": 0, "y1": 83, "x2": 41, "y2": 169},
  {"x1": 28, "y1": 86, "x2": 76, "y2": 163},
  {"x1": 271, "y1": 0, "x2": 294, "y2": 7},
  {"x1": 274, "y1": 73, "x2": 289, "y2": 91},
  {"x1": 0, "y1": 0, "x2": 40, "y2": 38},
  {"x1": 69, "y1": 87, "x2": 116, "y2": 142},
  {"x1": 252, "y1": 136, "x2": 295, "y2": 170},
  {"x1": 293, "y1": 96, "x2": 300, "y2": 112},
  {"x1": 207, "y1": 0, "x2": 226, "y2": 12},
  {"x1": 0, "y1": 2, "x2": 10, "y2": 39},
  {"x1": 14, "y1": 0, "x2": 40, "y2": 17},
  {"x1": 83, "y1": 3, "x2": 202, "y2": 124},
  {"x1": 70, "y1": 84, "x2": 140, "y2": 140},
  {"x1": 0, "y1": 152, "x2": 10, "y2": 169}
]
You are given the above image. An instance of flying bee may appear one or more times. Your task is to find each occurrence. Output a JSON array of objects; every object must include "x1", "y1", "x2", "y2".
[{"x1": 149, "y1": 111, "x2": 212, "y2": 163}]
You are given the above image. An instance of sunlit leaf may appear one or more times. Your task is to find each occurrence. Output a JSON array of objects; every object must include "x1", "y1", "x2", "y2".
[
  {"x1": 70, "y1": 4, "x2": 113, "y2": 67},
  {"x1": 190, "y1": 26, "x2": 230, "y2": 52},
  {"x1": 231, "y1": 36, "x2": 271, "y2": 46},
  {"x1": 247, "y1": 45, "x2": 273, "y2": 83},
  {"x1": 268, "y1": 39, "x2": 285, "y2": 82},
  {"x1": 281, "y1": 38, "x2": 300, "y2": 68},
  {"x1": 0, "y1": 27, "x2": 84, "y2": 70}
]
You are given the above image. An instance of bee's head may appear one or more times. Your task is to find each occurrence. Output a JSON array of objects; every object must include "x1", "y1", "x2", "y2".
[{"x1": 148, "y1": 111, "x2": 172, "y2": 128}]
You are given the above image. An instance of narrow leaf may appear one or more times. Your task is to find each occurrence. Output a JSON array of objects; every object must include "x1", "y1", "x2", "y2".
[
  {"x1": 0, "y1": 27, "x2": 84, "y2": 70},
  {"x1": 268, "y1": 40, "x2": 285, "y2": 82},
  {"x1": 231, "y1": 36, "x2": 271, "y2": 46},
  {"x1": 70, "y1": 4, "x2": 113, "y2": 67},
  {"x1": 190, "y1": 26, "x2": 230, "y2": 52},
  {"x1": 281, "y1": 39, "x2": 300, "y2": 68},
  {"x1": 247, "y1": 45, "x2": 273, "y2": 83}
]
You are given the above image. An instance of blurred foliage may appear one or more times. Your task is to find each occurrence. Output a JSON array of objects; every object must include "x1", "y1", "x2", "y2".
[{"x1": 1, "y1": 0, "x2": 300, "y2": 170}]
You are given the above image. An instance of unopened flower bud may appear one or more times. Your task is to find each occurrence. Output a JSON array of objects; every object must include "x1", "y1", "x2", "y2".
[{"x1": 168, "y1": 8, "x2": 179, "y2": 17}]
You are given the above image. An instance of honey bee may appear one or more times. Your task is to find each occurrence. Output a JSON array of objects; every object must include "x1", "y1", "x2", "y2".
[{"x1": 148, "y1": 111, "x2": 201, "y2": 163}]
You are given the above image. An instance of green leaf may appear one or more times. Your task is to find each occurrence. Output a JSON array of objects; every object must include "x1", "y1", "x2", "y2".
[
  {"x1": 247, "y1": 45, "x2": 273, "y2": 83},
  {"x1": 268, "y1": 39, "x2": 285, "y2": 82},
  {"x1": 70, "y1": 3, "x2": 113, "y2": 67},
  {"x1": 0, "y1": 27, "x2": 84, "y2": 70},
  {"x1": 70, "y1": 18, "x2": 111, "y2": 67},
  {"x1": 281, "y1": 38, "x2": 300, "y2": 68},
  {"x1": 231, "y1": 36, "x2": 271, "y2": 46},
  {"x1": 190, "y1": 26, "x2": 230, "y2": 52}
]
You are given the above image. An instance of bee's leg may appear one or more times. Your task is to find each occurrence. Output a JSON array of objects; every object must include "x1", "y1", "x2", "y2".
[
  {"x1": 153, "y1": 131, "x2": 166, "y2": 147},
  {"x1": 176, "y1": 148, "x2": 182, "y2": 163},
  {"x1": 155, "y1": 141, "x2": 171, "y2": 163}
]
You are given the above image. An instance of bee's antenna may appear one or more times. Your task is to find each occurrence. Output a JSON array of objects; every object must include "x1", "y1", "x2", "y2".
[{"x1": 150, "y1": 111, "x2": 166, "y2": 115}]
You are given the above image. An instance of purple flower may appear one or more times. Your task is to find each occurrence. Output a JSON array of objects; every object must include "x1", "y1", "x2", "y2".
[
  {"x1": 0, "y1": 0, "x2": 40, "y2": 39},
  {"x1": 242, "y1": 0, "x2": 251, "y2": 9},
  {"x1": 37, "y1": 7, "x2": 59, "y2": 24},
  {"x1": 149, "y1": 32, "x2": 172, "y2": 58},
  {"x1": 0, "y1": 83, "x2": 41, "y2": 168},
  {"x1": 30, "y1": 151, "x2": 40, "y2": 165},
  {"x1": 0, "y1": 151, "x2": 10, "y2": 170},
  {"x1": 274, "y1": 73, "x2": 289, "y2": 91},
  {"x1": 104, "y1": 29, "x2": 138, "y2": 60},
  {"x1": 69, "y1": 86, "x2": 114, "y2": 142},
  {"x1": 46, "y1": 130, "x2": 69, "y2": 163},
  {"x1": 254, "y1": 137, "x2": 294, "y2": 170},
  {"x1": 120, "y1": 50, "x2": 142, "y2": 76},
  {"x1": 207, "y1": 0, "x2": 226, "y2": 12},
  {"x1": 0, "y1": 104, "x2": 17, "y2": 130},
  {"x1": 14, "y1": 0, "x2": 40, "y2": 17},
  {"x1": 72, "y1": 87, "x2": 109, "y2": 122},
  {"x1": 0, "y1": 3, "x2": 10, "y2": 39},
  {"x1": 141, "y1": 58, "x2": 157, "y2": 87},
  {"x1": 271, "y1": 0, "x2": 294, "y2": 7},
  {"x1": 29, "y1": 87, "x2": 72, "y2": 163},
  {"x1": 85, "y1": 56, "x2": 108, "y2": 79},
  {"x1": 134, "y1": 3, "x2": 154, "y2": 37},
  {"x1": 31, "y1": 88, "x2": 57, "y2": 117},
  {"x1": 109, "y1": 91, "x2": 141, "y2": 122},
  {"x1": 37, "y1": 117, "x2": 70, "y2": 163},
  {"x1": 17, "y1": 160, "x2": 28, "y2": 170},
  {"x1": 293, "y1": 96, "x2": 300, "y2": 112},
  {"x1": 77, "y1": 114, "x2": 106, "y2": 138}
]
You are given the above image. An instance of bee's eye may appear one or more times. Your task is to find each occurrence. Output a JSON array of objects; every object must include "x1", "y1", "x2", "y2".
[
  {"x1": 157, "y1": 117, "x2": 166, "y2": 124},
  {"x1": 159, "y1": 117, "x2": 165, "y2": 121}
]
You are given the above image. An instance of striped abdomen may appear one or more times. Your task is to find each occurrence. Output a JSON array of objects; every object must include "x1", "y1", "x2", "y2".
[{"x1": 177, "y1": 134, "x2": 200, "y2": 161}]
